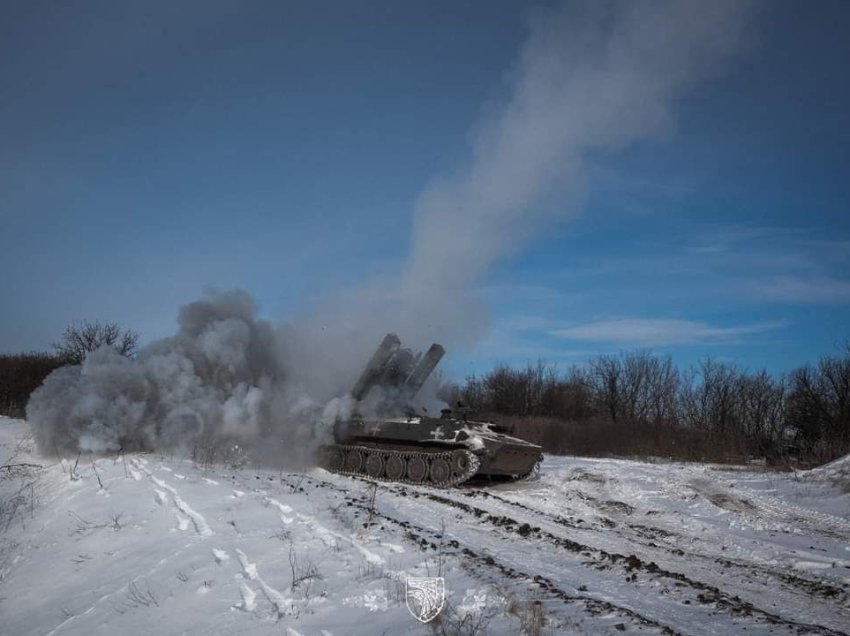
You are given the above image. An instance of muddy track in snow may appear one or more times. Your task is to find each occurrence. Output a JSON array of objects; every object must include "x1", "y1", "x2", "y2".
[
  {"x1": 280, "y1": 474, "x2": 681, "y2": 634},
  {"x1": 456, "y1": 488, "x2": 850, "y2": 605},
  {"x1": 346, "y1": 475, "x2": 849, "y2": 606},
  {"x1": 305, "y1": 472, "x2": 848, "y2": 636},
  {"x1": 422, "y1": 491, "x2": 847, "y2": 635}
]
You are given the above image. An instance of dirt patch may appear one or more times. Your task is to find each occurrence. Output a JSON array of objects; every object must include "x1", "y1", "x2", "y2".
[
  {"x1": 565, "y1": 469, "x2": 608, "y2": 484},
  {"x1": 705, "y1": 493, "x2": 755, "y2": 513},
  {"x1": 602, "y1": 500, "x2": 636, "y2": 515}
]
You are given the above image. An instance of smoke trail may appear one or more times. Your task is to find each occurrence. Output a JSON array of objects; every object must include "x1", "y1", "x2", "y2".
[
  {"x1": 292, "y1": 0, "x2": 756, "y2": 359},
  {"x1": 404, "y1": 0, "x2": 754, "y2": 297},
  {"x1": 26, "y1": 1, "x2": 756, "y2": 460}
]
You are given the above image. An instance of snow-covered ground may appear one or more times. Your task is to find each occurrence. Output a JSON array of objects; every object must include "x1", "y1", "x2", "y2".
[{"x1": 1, "y1": 415, "x2": 848, "y2": 636}]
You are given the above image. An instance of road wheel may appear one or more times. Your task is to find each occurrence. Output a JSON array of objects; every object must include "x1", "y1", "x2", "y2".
[
  {"x1": 345, "y1": 449, "x2": 364, "y2": 473},
  {"x1": 451, "y1": 450, "x2": 472, "y2": 476},
  {"x1": 365, "y1": 452, "x2": 384, "y2": 478},
  {"x1": 385, "y1": 454, "x2": 405, "y2": 481},
  {"x1": 406, "y1": 455, "x2": 427, "y2": 483},
  {"x1": 430, "y1": 457, "x2": 451, "y2": 484}
]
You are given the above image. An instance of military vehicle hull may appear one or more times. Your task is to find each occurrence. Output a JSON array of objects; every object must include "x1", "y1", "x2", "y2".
[
  {"x1": 321, "y1": 334, "x2": 543, "y2": 488},
  {"x1": 323, "y1": 416, "x2": 542, "y2": 487}
]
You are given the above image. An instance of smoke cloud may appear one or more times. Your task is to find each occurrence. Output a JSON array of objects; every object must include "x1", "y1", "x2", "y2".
[
  {"x1": 405, "y1": 0, "x2": 754, "y2": 295},
  {"x1": 27, "y1": 1, "x2": 755, "y2": 461},
  {"x1": 28, "y1": 290, "x2": 344, "y2": 465},
  {"x1": 292, "y1": 0, "x2": 756, "y2": 362}
]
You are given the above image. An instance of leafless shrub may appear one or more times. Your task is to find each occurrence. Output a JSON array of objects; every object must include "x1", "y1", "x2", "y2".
[
  {"x1": 0, "y1": 480, "x2": 39, "y2": 533},
  {"x1": 69, "y1": 453, "x2": 81, "y2": 481},
  {"x1": 287, "y1": 541, "x2": 323, "y2": 606},
  {"x1": 363, "y1": 482, "x2": 378, "y2": 528},
  {"x1": 381, "y1": 569, "x2": 407, "y2": 604},
  {"x1": 68, "y1": 510, "x2": 123, "y2": 536},
  {"x1": 289, "y1": 543, "x2": 322, "y2": 590},
  {"x1": 327, "y1": 501, "x2": 357, "y2": 539},
  {"x1": 355, "y1": 560, "x2": 384, "y2": 582},
  {"x1": 91, "y1": 460, "x2": 104, "y2": 489},
  {"x1": 53, "y1": 321, "x2": 139, "y2": 365},
  {"x1": 115, "y1": 448, "x2": 130, "y2": 478},
  {"x1": 68, "y1": 511, "x2": 97, "y2": 535},
  {"x1": 111, "y1": 580, "x2": 159, "y2": 614},
  {"x1": 505, "y1": 593, "x2": 547, "y2": 636},
  {"x1": 288, "y1": 475, "x2": 305, "y2": 493},
  {"x1": 430, "y1": 592, "x2": 498, "y2": 636},
  {"x1": 125, "y1": 580, "x2": 159, "y2": 608},
  {"x1": 424, "y1": 518, "x2": 449, "y2": 579}
]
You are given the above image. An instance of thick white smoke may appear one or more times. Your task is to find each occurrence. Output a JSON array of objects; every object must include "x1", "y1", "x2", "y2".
[
  {"x1": 27, "y1": 1, "x2": 755, "y2": 461},
  {"x1": 27, "y1": 290, "x2": 346, "y2": 465}
]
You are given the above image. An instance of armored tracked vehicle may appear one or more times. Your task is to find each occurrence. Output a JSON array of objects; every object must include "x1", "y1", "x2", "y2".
[{"x1": 322, "y1": 334, "x2": 543, "y2": 487}]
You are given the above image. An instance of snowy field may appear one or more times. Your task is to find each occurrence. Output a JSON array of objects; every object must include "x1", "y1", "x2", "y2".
[{"x1": 1, "y1": 415, "x2": 848, "y2": 636}]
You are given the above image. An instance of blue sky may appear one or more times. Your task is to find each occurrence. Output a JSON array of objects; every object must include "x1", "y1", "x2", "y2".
[{"x1": 2, "y1": 0, "x2": 848, "y2": 379}]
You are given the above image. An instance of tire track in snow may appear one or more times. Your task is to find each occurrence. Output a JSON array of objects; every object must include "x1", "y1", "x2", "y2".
[
  {"x1": 235, "y1": 583, "x2": 257, "y2": 611},
  {"x1": 461, "y1": 487, "x2": 850, "y2": 605},
  {"x1": 416, "y1": 490, "x2": 849, "y2": 636},
  {"x1": 262, "y1": 496, "x2": 294, "y2": 524},
  {"x1": 294, "y1": 512, "x2": 384, "y2": 565},
  {"x1": 258, "y1": 490, "x2": 382, "y2": 564},
  {"x1": 278, "y1": 472, "x2": 681, "y2": 633},
  {"x1": 345, "y1": 472, "x2": 850, "y2": 624},
  {"x1": 290, "y1": 472, "x2": 849, "y2": 636},
  {"x1": 131, "y1": 459, "x2": 213, "y2": 537},
  {"x1": 234, "y1": 548, "x2": 294, "y2": 617}
]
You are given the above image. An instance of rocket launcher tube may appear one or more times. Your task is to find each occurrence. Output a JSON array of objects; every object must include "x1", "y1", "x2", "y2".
[
  {"x1": 351, "y1": 333, "x2": 401, "y2": 401},
  {"x1": 403, "y1": 343, "x2": 445, "y2": 397}
]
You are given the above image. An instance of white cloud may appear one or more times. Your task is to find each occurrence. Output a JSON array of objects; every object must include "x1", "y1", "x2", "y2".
[
  {"x1": 550, "y1": 318, "x2": 787, "y2": 347},
  {"x1": 754, "y1": 276, "x2": 850, "y2": 304}
]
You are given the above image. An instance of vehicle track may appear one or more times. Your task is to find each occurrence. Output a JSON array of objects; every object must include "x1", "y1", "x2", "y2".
[
  {"x1": 310, "y1": 472, "x2": 848, "y2": 636},
  {"x1": 458, "y1": 487, "x2": 850, "y2": 605},
  {"x1": 280, "y1": 474, "x2": 680, "y2": 634}
]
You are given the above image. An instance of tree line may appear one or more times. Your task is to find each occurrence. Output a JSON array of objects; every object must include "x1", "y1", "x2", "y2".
[
  {"x1": 3, "y1": 320, "x2": 847, "y2": 467},
  {"x1": 0, "y1": 321, "x2": 138, "y2": 417},
  {"x1": 441, "y1": 346, "x2": 850, "y2": 465}
]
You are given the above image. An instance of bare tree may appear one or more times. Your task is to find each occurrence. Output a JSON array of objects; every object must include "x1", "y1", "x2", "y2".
[
  {"x1": 736, "y1": 370, "x2": 785, "y2": 451},
  {"x1": 787, "y1": 345, "x2": 850, "y2": 459},
  {"x1": 680, "y1": 358, "x2": 740, "y2": 437},
  {"x1": 589, "y1": 352, "x2": 679, "y2": 426},
  {"x1": 589, "y1": 354, "x2": 624, "y2": 423},
  {"x1": 454, "y1": 343, "x2": 848, "y2": 464},
  {"x1": 53, "y1": 321, "x2": 139, "y2": 365}
]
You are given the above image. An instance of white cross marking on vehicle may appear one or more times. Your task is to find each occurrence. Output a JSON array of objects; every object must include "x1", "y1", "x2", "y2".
[{"x1": 429, "y1": 427, "x2": 444, "y2": 440}]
